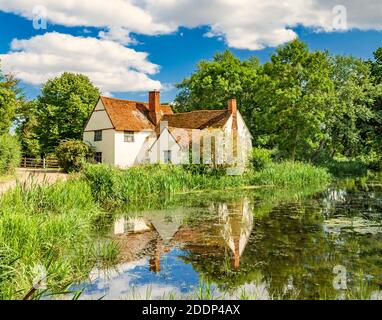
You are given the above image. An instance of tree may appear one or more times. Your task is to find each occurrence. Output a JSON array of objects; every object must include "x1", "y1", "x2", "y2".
[
  {"x1": 254, "y1": 40, "x2": 335, "y2": 161},
  {"x1": 326, "y1": 55, "x2": 377, "y2": 159},
  {"x1": 0, "y1": 63, "x2": 23, "y2": 134},
  {"x1": 174, "y1": 50, "x2": 260, "y2": 132},
  {"x1": 15, "y1": 100, "x2": 41, "y2": 158},
  {"x1": 23, "y1": 72, "x2": 100, "y2": 156}
]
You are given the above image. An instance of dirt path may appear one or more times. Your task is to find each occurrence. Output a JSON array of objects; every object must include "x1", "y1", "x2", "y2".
[{"x1": 0, "y1": 168, "x2": 68, "y2": 195}]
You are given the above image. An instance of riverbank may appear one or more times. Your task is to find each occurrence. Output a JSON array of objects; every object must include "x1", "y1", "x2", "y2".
[{"x1": 0, "y1": 162, "x2": 332, "y2": 299}]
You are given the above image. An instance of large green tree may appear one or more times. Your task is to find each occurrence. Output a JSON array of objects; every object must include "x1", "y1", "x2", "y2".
[
  {"x1": 370, "y1": 48, "x2": 382, "y2": 157},
  {"x1": 326, "y1": 55, "x2": 378, "y2": 159},
  {"x1": 174, "y1": 50, "x2": 260, "y2": 132},
  {"x1": 18, "y1": 72, "x2": 100, "y2": 156},
  {"x1": 0, "y1": 64, "x2": 23, "y2": 134},
  {"x1": 254, "y1": 40, "x2": 335, "y2": 161}
]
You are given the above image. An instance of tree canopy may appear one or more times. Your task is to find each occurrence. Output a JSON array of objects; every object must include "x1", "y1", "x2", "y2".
[
  {"x1": 0, "y1": 63, "x2": 23, "y2": 135},
  {"x1": 175, "y1": 40, "x2": 382, "y2": 164},
  {"x1": 17, "y1": 72, "x2": 100, "y2": 156}
]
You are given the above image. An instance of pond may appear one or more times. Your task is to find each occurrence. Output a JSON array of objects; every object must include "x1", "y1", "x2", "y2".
[{"x1": 76, "y1": 176, "x2": 382, "y2": 300}]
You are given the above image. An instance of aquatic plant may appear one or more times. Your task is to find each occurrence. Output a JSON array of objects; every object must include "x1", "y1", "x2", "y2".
[{"x1": 0, "y1": 179, "x2": 117, "y2": 299}]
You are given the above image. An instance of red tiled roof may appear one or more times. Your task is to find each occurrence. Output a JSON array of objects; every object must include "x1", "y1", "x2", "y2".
[
  {"x1": 99, "y1": 96, "x2": 230, "y2": 132},
  {"x1": 100, "y1": 96, "x2": 173, "y2": 131},
  {"x1": 162, "y1": 110, "x2": 230, "y2": 130}
]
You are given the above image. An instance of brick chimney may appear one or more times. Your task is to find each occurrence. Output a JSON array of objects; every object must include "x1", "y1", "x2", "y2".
[
  {"x1": 228, "y1": 99, "x2": 238, "y2": 131},
  {"x1": 149, "y1": 91, "x2": 161, "y2": 124}
]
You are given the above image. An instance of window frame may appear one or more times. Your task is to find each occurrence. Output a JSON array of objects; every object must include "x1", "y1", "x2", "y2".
[
  {"x1": 94, "y1": 152, "x2": 102, "y2": 164},
  {"x1": 124, "y1": 131, "x2": 135, "y2": 143},
  {"x1": 163, "y1": 150, "x2": 172, "y2": 164},
  {"x1": 94, "y1": 130, "x2": 103, "y2": 142}
]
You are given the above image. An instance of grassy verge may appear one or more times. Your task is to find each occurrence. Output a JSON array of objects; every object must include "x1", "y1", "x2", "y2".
[{"x1": 0, "y1": 178, "x2": 118, "y2": 300}]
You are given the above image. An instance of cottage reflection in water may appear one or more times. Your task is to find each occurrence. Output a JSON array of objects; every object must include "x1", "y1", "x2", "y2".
[{"x1": 112, "y1": 198, "x2": 253, "y2": 274}]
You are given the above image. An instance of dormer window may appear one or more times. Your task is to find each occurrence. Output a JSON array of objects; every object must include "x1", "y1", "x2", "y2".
[{"x1": 124, "y1": 131, "x2": 135, "y2": 142}]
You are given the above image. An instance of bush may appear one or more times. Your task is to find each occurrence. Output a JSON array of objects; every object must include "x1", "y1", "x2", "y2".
[
  {"x1": 56, "y1": 140, "x2": 93, "y2": 173},
  {"x1": 250, "y1": 147, "x2": 273, "y2": 171},
  {"x1": 0, "y1": 134, "x2": 21, "y2": 175}
]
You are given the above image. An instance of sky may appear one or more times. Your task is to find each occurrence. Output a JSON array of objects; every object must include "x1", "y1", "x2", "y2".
[{"x1": 0, "y1": 0, "x2": 381, "y2": 103}]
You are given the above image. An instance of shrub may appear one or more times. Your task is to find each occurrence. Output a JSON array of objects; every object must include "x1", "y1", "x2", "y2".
[
  {"x1": 250, "y1": 147, "x2": 273, "y2": 171},
  {"x1": 56, "y1": 140, "x2": 93, "y2": 173},
  {"x1": 0, "y1": 134, "x2": 21, "y2": 175}
]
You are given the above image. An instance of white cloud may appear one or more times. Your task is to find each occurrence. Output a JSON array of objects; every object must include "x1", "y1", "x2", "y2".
[
  {"x1": 0, "y1": 32, "x2": 162, "y2": 93},
  {"x1": 1, "y1": 0, "x2": 381, "y2": 50},
  {"x1": 99, "y1": 26, "x2": 137, "y2": 46}
]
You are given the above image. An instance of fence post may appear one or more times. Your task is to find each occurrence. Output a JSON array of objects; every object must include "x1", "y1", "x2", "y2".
[{"x1": 43, "y1": 158, "x2": 46, "y2": 169}]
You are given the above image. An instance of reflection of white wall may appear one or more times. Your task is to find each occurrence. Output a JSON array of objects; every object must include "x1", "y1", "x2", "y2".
[
  {"x1": 218, "y1": 198, "x2": 253, "y2": 256},
  {"x1": 114, "y1": 217, "x2": 125, "y2": 235}
]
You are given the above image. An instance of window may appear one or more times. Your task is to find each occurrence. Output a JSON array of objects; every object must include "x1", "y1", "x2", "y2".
[
  {"x1": 94, "y1": 152, "x2": 102, "y2": 163},
  {"x1": 124, "y1": 131, "x2": 135, "y2": 142},
  {"x1": 94, "y1": 130, "x2": 102, "y2": 142},
  {"x1": 163, "y1": 150, "x2": 172, "y2": 164}
]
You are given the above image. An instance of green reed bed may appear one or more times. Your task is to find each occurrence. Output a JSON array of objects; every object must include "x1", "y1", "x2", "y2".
[
  {"x1": 0, "y1": 178, "x2": 118, "y2": 300},
  {"x1": 251, "y1": 161, "x2": 331, "y2": 188},
  {"x1": 81, "y1": 164, "x2": 250, "y2": 205}
]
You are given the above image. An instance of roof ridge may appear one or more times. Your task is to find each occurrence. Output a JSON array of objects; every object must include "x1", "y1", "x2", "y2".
[
  {"x1": 168, "y1": 109, "x2": 228, "y2": 116},
  {"x1": 101, "y1": 96, "x2": 148, "y2": 105}
]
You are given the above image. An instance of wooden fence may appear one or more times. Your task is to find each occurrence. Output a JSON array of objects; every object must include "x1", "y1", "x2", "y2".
[{"x1": 20, "y1": 158, "x2": 60, "y2": 169}]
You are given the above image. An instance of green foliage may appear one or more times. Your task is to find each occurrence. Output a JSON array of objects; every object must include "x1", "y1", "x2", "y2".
[
  {"x1": 17, "y1": 73, "x2": 100, "y2": 156},
  {"x1": 15, "y1": 101, "x2": 41, "y2": 158},
  {"x1": 82, "y1": 164, "x2": 249, "y2": 205},
  {"x1": 81, "y1": 164, "x2": 128, "y2": 205},
  {"x1": 254, "y1": 40, "x2": 335, "y2": 161},
  {"x1": 175, "y1": 50, "x2": 260, "y2": 131},
  {"x1": 250, "y1": 147, "x2": 273, "y2": 171},
  {"x1": 175, "y1": 42, "x2": 382, "y2": 169},
  {"x1": 0, "y1": 134, "x2": 21, "y2": 175},
  {"x1": 56, "y1": 140, "x2": 93, "y2": 173},
  {"x1": 0, "y1": 65, "x2": 23, "y2": 135},
  {"x1": 251, "y1": 162, "x2": 331, "y2": 188},
  {"x1": 0, "y1": 179, "x2": 117, "y2": 299}
]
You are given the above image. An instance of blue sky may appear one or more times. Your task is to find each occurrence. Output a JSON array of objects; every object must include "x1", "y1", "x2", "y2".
[{"x1": 0, "y1": 1, "x2": 381, "y2": 103}]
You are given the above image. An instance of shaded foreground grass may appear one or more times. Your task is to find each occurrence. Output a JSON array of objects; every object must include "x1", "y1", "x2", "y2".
[{"x1": 0, "y1": 178, "x2": 118, "y2": 299}]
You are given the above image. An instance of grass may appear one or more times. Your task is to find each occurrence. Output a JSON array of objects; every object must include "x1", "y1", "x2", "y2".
[
  {"x1": 0, "y1": 178, "x2": 118, "y2": 300},
  {"x1": 323, "y1": 159, "x2": 369, "y2": 177},
  {"x1": 0, "y1": 161, "x2": 332, "y2": 299},
  {"x1": 251, "y1": 161, "x2": 331, "y2": 188},
  {"x1": 82, "y1": 162, "x2": 331, "y2": 206},
  {"x1": 82, "y1": 164, "x2": 250, "y2": 206},
  {"x1": 0, "y1": 174, "x2": 14, "y2": 183}
]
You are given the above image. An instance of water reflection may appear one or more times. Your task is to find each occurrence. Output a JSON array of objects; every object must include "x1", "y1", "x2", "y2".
[{"x1": 77, "y1": 177, "x2": 382, "y2": 300}]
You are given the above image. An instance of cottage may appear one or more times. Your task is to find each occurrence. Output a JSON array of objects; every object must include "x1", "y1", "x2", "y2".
[{"x1": 83, "y1": 91, "x2": 252, "y2": 168}]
